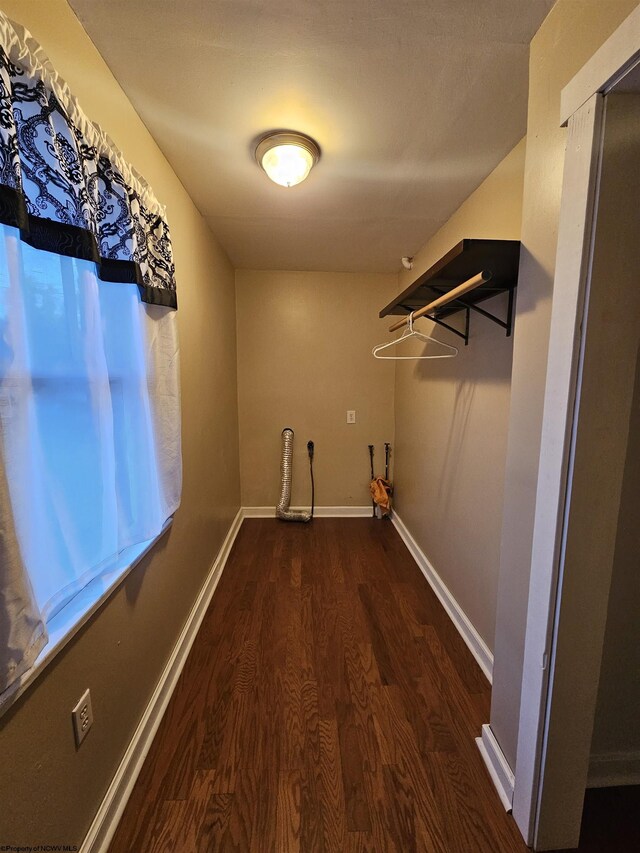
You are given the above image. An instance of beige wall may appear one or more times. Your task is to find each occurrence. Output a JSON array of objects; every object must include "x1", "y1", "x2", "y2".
[
  {"x1": 490, "y1": 0, "x2": 640, "y2": 772},
  {"x1": 0, "y1": 1, "x2": 240, "y2": 847},
  {"x1": 236, "y1": 270, "x2": 396, "y2": 508},
  {"x1": 393, "y1": 139, "x2": 525, "y2": 650}
]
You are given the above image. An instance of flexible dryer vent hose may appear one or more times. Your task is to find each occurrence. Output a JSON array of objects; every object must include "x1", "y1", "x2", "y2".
[{"x1": 276, "y1": 428, "x2": 311, "y2": 522}]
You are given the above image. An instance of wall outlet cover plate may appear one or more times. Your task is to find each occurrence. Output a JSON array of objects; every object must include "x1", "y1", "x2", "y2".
[{"x1": 72, "y1": 688, "x2": 94, "y2": 747}]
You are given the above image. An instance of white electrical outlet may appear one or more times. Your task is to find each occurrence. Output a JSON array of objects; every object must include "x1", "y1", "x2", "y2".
[
  {"x1": 72, "y1": 688, "x2": 94, "y2": 747},
  {"x1": 346, "y1": 410, "x2": 356, "y2": 424}
]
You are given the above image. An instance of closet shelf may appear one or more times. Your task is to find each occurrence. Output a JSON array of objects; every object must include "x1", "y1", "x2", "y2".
[{"x1": 379, "y1": 239, "x2": 521, "y2": 345}]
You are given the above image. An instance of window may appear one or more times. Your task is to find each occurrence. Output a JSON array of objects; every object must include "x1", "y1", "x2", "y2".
[
  {"x1": 0, "y1": 13, "x2": 181, "y2": 701},
  {"x1": 0, "y1": 230, "x2": 181, "y2": 625}
]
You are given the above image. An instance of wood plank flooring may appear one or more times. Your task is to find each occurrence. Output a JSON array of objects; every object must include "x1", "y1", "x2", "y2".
[{"x1": 108, "y1": 518, "x2": 529, "y2": 852}]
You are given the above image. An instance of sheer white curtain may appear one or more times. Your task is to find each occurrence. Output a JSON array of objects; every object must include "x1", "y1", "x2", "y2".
[
  {"x1": 0, "y1": 224, "x2": 181, "y2": 693},
  {"x1": 0, "y1": 435, "x2": 47, "y2": 693}
]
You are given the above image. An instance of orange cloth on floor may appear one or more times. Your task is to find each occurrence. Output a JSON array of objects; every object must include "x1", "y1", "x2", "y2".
[{"x1": 370, "y1": 477, "x2": 392, "y2": 515}]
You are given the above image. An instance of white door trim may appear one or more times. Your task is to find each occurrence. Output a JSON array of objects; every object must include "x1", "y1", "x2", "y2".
[{"x1": 512, "y1": 93, "x2": 605, "y2": 846}]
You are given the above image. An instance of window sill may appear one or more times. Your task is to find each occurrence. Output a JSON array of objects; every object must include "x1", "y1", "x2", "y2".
[{"x1": 0, "y1": 518, "x2": 173, "y2": 719}]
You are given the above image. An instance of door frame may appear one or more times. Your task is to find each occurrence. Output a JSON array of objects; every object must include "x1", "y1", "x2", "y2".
[{"x1": 512, "y1": 5, "x2": 640, "y2": 849}]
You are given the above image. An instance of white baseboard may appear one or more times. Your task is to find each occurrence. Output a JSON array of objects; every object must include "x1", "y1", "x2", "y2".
[
  {"x1": 587, "y1": 750, "x2": 640, "y2": 788},
  {"x1": 242, "y1": 505, "x2": 372, "y2": 518},
  {"x1": 391, "y1": 511, "x2": 493, "y2": 683},
  {"x1": 476, "y1": 724, "x2": 515, "y2": 811},
  {"x1": 80, "y1": 508, "x2": 244, "y2": 853}
]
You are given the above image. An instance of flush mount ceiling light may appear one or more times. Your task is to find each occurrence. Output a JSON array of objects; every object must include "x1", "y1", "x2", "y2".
[{"x1": 254, "y1": 131, "x2": 320, "y2": 187}]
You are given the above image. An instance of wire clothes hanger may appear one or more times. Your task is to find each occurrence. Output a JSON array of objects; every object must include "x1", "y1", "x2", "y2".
[{"x1": 372, "y1": 311, "x2": 459, "y2": 360}]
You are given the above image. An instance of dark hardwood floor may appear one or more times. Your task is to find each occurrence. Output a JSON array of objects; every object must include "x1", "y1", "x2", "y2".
[{"x1": 108, "y1": 518, "x2": 529, "y2": 852}]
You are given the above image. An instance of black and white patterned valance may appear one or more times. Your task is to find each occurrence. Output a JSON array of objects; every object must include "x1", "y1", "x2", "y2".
[{"x1": 0, "y1": 14, "x2": 177, "y2": 308}]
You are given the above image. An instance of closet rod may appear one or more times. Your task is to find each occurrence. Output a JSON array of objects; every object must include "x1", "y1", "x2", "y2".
[{"x1": 388, "y1": 270, "x2": 493, "y2": 332}]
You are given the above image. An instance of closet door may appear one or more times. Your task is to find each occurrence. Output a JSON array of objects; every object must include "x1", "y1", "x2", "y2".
[{"x1": 514, "y1": 90, "x2": 640, "y2": 850}]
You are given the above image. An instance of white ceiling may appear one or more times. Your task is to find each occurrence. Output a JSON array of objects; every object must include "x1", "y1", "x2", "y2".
[{"x1": 69, "y1": 0, "x2": 554, "y2": 273}]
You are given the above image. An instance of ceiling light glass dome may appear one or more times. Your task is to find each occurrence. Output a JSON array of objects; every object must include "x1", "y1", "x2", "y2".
[{"x1": 255, "y1": 131, "x2": 320, "y2": 187}]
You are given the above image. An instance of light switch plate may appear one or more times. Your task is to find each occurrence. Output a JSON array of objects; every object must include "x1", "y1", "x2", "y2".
[{"x1": 347, "y1": 410, "x2": 356, "y2": 424}]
